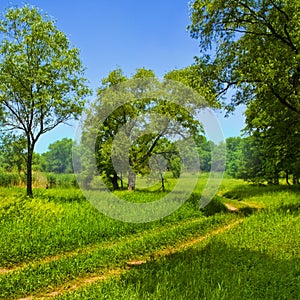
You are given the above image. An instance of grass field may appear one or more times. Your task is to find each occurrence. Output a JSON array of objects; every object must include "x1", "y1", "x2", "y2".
[{"x1": 0, "y1": 176, "x2": 299, "y2": 299}]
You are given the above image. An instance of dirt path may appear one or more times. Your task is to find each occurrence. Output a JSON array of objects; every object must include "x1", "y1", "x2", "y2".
[
  {"x1": 224, "y1": 203, "x2": 239, "y2": 212},
  {"x1": 18, "y1": 218, "x2": 244, "y2": 300},
  {"x1": 18, "y1": 269, "x2": 126, "y2": 300}
]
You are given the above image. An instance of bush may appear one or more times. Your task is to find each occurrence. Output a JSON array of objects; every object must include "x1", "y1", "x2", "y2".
[
  {"x1": 0, "y1": 173, "x2": 24, "y2": 187},
  {"x1": 46, "y1": 173, "x2": 79, "y2": 188}
]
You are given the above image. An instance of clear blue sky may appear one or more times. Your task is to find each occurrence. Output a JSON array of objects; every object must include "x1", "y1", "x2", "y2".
[{"x1": 0, "y1": 0, "x2": 245, "y2": 153}]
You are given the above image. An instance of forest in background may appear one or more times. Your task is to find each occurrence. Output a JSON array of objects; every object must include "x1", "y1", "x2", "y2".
[{"x1": 0, "y1": 133, "x2": 299, "y2": 189}]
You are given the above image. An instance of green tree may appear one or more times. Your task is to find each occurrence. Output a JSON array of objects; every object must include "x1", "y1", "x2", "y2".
[
  {"x1": 0, "y1": 133, "x2": 27, "y2": 174},
  {"x1": 0, "y1": 6, "x2": 90, "y2": 196},
  {"x1": 244, "y1": 93, "x2": 300, "y2": 184},
  {"x1": 225, "y1": 137, "x2": 243, "y2": 178},
  {"x1": 41, "y1": 138, "x2": 74, "y2": 173},
  {"x1": 237, "y1": 135, "x2": 266, "y2": 183},
  {"x1": 196, "y1": 136, "x2": 212, "y2": 172},
  {"x1": 81, "y1": 68, "x2": 206, "y2": 191},
  {"x1": 188, "y1": 0, "x2": 300, "y2": 114}
]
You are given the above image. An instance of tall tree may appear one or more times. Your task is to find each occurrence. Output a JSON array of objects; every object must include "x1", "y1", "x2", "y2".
[
  {"x1": 244, "y1": 92, "x2": 300, "y2": 184},
  {"x1": 0, "y1": 6, "x2": 90, "y2": 196},
  {"x1": 80, "y1": 68, "x2": 206, "y2": 191},
  {"x1": 188, "y1": 0, "x2": 300, "y2": 114}
]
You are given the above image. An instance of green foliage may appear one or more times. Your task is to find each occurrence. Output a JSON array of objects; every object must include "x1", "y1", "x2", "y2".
[
  {"x1": 41, "y1": 138, "x2": 74, "y2": 173},
  {"x1": 189, "y1": 0, "x2": 300, "y2": 114},
  {"x1": 0, "y1": 173, "x2": 24, "y2": 187},
  {"x1": 164, "y1": 66, "x2": 221, "y2": 109},
  {"x1": 188, "y1": 0, "x2": 300, "y2": 184},
  {"x1": 0, "y1": 5, "x2": 91, "y2": 196},
  {"x1": 244, "y1": 94, "x2": 300, "y2": 184},
  {"x1": 225, "y1": 137, "x2": 243, "y2": 178},
  {"x1": 197, "y1": 138, "x2": 211, "y2": 172},
  {"x1": 80, "y1": 67, "x2": 205, "y2": 191},
  {"x1": 46, "y1": 173, "x2": 78, "y2": 188},
  {"x1": 0, "y1": 133, "x2": 27, "y2": 173}
]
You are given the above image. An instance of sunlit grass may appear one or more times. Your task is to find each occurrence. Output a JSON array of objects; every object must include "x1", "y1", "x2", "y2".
[
  {"x1": 0, "y1": 176, "x2": 299, "y2": 299},
  {"x1": 57, "y1": 189, "x2": 300, "y2": 300}
]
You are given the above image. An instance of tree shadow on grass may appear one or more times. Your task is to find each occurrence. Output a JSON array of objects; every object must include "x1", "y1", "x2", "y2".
[
  {"x1": 198, "y1": 195, "x2": 259, "y2": 217},
  {"x1": 222, "y1": 184, "x2": 300, "y2": 201},
  {"x1": 275, "y1": 203, "x2": 300, "y2": 216},
  {"x1": 121, "y1": 241, "x2": 300, "y2": 300}
]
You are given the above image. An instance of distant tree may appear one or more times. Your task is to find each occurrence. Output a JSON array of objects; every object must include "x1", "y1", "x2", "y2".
[
  {"x1": 41, "y1": 138, "x2": 73, "y2": 173},
  {"x1": 0, "y1": 6, "x2": 90, "y2": 196},
  {"x1": 196, "y1": 137, "x2": 212, "y2": 172},
  {"x1": 210, "y1": 141, "x2": 226, "y2": 172},
  {"x1": 235, "y1": 136, "x2": 265, "y2": 183},
  {"x1": 225, "y1": 137, "x2": 243, "y2": 178}
]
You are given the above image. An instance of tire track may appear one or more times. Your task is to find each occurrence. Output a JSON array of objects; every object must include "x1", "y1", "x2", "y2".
[
  {"x1": 0, "y1": 216, "x2": 205, "y2": 276},
  {"x1": 18, "y1": 218, "x2": 244, "y2": 300}
]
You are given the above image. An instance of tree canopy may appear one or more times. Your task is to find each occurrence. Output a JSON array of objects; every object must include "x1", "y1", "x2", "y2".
[
  {"x1": 188, "y1": 0, "x2": 300, "y2": 114},
  {"x1": 41, "y1": 138, "x2": 74, "y2": 174},
  {"x1": 188, "y1": 0, "x2": 300, "y2": 185}
]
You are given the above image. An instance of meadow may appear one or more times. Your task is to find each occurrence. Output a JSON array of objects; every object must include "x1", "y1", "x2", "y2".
[{"x1": 0, "y1": 175, "x2": 299, "y2": 299}]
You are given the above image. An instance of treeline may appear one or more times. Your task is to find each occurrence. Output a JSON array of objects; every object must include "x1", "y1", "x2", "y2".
[
  {"x1": 2, "y1": 134, "x2": 298, "y2": 188},
  {"x1": 226, "y1": 137, "x2": 300, "y2": 185},
  {"x1": 0, "y1": 137, "x2": 74, "y2": 175}
]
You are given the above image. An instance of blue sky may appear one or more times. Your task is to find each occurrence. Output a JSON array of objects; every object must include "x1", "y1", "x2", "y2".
[{"x1": 0, "y1": 0, "x2": 245, "y2": 153}]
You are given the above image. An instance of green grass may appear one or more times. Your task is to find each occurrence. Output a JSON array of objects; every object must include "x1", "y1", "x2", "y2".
[
  {"x1": 0, "y1": 185, "x2": 211, "y2": 268},
  {"x1": 0, "y1": 214, "x2": 236, "y2": 299},
  {"x1": 0, "y1": 176, "x2": 299, "y2": 299},
  {"x1": 0, "y1": 175, "x2": 227, "y2": 268},
  {"x1": 56, "y1": 189, "x2": 300, "y2": 300}
]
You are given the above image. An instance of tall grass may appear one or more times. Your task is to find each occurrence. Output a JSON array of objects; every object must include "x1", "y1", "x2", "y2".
[
  {"x1": 0, "y1": 181, "x2": 209, "y2": 267},
  {"x1": 0, "y1": 173, "x2": 25, "y2": 187},
  {"x1": 0, "y1": 172, "x2": 78, "y2": 188}
]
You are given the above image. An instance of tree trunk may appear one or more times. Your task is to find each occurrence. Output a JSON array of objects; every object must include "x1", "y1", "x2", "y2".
[
  {"x1": 286, "y1": 171, "x2": 290, "y2": 185},
  {"x1": 127, "y1": 169, "x2": 136, "y2": 191},
  {"x1": 120, "y1": 172, "x2": 124, "y2": 190},
  {"x1": 111, "y1": 171, "x2": 119, "y2": 190},
  {"x1": 161, "y1": 174, "x2": 165, "y2": 192},
  {"x1": 26, "y1": 147, "x2": 34, "y2": 198}
]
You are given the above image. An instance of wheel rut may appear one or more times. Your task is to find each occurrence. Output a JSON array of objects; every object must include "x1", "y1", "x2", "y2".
[{"x1": 17, "y1": 218, "x2": 244, "y2": 300}]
